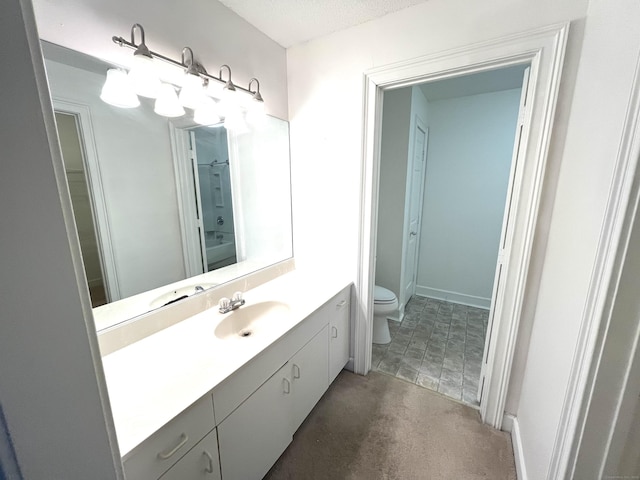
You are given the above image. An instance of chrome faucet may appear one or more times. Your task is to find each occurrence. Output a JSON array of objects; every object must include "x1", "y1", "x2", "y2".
[
  {"x1": 219, "y1": 291, "x2": 245, "y2": 314},
  {"x1": 194, "y1": 285, "x2": 205, "y2": 293}
]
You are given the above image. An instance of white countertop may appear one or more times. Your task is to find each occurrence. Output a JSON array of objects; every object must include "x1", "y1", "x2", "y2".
[{"x1": 100, "y1": 271, "x2": 351, "y2": 457}]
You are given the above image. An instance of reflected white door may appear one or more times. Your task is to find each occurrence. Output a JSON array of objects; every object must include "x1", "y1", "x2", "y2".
[
  {"x1": 402, "y1": 118, "x2": 428, "y2": 308},
  {"x1": 188, "y1": 131, "x2": 209, "y2": 273}
]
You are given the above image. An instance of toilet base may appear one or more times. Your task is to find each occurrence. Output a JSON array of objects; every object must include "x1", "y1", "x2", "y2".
[{"x1": 373, "y1": 314, "x2": 391, "y2": 344}]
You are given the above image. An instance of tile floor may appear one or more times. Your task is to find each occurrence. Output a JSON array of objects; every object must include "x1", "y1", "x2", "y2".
[{"x1": 372, "y1": 296, "x2": 489, "y2": 405}]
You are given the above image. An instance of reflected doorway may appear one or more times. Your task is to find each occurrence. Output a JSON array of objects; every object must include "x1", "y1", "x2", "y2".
[
  {"x1": 55, "y1": 112, "x2": 107, "y2": 307},
  {"x1": 190, "y1": 125, "x2": 238, "y2": 272}
]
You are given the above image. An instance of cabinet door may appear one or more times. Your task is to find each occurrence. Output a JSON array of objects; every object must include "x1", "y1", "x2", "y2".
[
  {"x1": 218, "y1": 362, "x2": 293, "y2": 480},
  {"x1": 329, "y1": 289, "x2": 350, "y2": 384},
  {"x1": 159, "y1": 429, "x2": 221, "y2": 480},
  {"x1": 291, "y1": 325, "x2": 329, "y2": 432}
]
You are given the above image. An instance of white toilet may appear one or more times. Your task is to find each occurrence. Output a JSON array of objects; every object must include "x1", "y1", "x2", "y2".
[{"x1": 373, "y1": 285, "x2": 398, "y2": 344}]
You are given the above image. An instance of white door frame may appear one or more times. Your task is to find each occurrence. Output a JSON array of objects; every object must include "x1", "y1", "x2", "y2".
[
  {"x1": 53, "y1": 99, "x2": 121, "y2": 302},
  {"x1": 355, "y1": 23, "x2": 569, "y2": 428}
]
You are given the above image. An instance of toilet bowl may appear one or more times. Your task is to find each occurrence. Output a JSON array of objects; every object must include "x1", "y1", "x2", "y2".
[{"x1": 373, "y1": 285, "x2": 398, "y2": 344}]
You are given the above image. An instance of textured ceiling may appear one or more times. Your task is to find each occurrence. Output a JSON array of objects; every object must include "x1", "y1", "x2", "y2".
[{"x1": 218, "y1": 0, "x2": 431, "y2": 48}]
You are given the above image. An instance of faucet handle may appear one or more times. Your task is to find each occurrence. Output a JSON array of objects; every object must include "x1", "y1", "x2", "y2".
[
  {"x1": 218, "y1": 297, "x2": 230, "y2": 311},
  {"x1": 232, "y1": 291, "x2": 243, "y2": 302}
]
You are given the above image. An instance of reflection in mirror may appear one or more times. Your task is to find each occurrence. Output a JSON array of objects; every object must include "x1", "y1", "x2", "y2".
[
  {"x1": 56, "y1": 111, "x2": 108, "y2": 307},
  {"x1": 42, "y1": 41, "x2": 293, "y2": 330}
]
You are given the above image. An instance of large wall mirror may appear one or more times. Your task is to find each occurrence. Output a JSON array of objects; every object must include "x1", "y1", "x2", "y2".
[{"x1": 42, "y1": 41, "x2": 293, "y2": 331}]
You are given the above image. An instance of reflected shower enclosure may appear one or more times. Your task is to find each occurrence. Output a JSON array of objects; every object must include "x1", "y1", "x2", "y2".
[{"x1": 191, "y1": 125, "x2": 237, "y2": 272}]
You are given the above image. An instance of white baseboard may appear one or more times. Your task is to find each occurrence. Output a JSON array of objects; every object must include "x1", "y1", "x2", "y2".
[
  {"x1": 415, "y1": 285, "x2": 491, "y2": 309},
  {"x1": 509, "y1": 415, "x2": 528, "y2": 480},
  {"x1": 502, "y1": 413, "x2": 515, "y2": 432}
]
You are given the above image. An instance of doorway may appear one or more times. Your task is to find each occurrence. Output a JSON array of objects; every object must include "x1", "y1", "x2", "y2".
[
  {"x1": 55, "y1": 111, "x2": 108, "y2": 307},
  {"x1": 172, "y1": 124, "x2": 239, "y2": 277},
  {"x1": 371, "y1": 66, "x2": 527, "y2": 406},
  {"x1": 355, "y1": 24, "x2": 569, "y2": 428}
]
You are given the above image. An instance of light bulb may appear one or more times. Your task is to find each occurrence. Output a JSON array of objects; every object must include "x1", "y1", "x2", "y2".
[
  {"x1": 224, "y1": 110, "x2": 248, "y2": 134},
  {"x1": 154, "y1": 83, "x2": 185, "y2": 117},
  {"x1": 128, "y1": 53, "x2": 161, "y2": 98},
  {"x1": 179, "y1": 73, "x2": 206, "y2": 109},
  {"x1": 194, "y1": 96, "x2": 222, "y2": 126},
  {"x1": 100, "y1": 69, "x2": 140, "y2": 108}
]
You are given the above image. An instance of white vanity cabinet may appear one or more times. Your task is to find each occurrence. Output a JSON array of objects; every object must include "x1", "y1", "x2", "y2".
[
  {"x1": 291, "y1": 324, "x2": 329, "y2": 431},
  {"x1": 159, "y1": 429, "x2": 221, "y2": 480},
  {"x1": 218, "y1": 361, "x2": 293, "y2": 480},
  {"x1": 328, "y1": 288, "x2": 351, "y2": 384},
  {"x1": 123, "y1": 395, "x2": 216, "y2": 480},
  {"x1": 118, "y1": 283, "x2": 352, "y2": 480}
]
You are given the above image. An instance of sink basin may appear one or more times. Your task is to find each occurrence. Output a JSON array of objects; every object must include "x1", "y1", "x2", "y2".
[
  {"x1": 214, "y1": 301, "x2": 290, "y2": 340},
  {"x1": 149, "y1": 283, "x2": 217, "y2": 309}
]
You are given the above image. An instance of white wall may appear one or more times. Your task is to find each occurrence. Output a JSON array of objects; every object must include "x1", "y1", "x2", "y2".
[
  {"x1": 285, "y1": 0, "x2": 640, "y2": 476},
  {"x1": 513, "y1": 0, "x2": 640, "y2": 477},
  {"x1": 416, "y1": 88, "x2": 521, "y2": 308},
  {"x1": 45, "y1": 59, "x2": 186, "y2": 299}
]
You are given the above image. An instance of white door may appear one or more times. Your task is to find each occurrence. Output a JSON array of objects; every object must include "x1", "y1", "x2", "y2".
[
  {"x1": 477, "y1": 67, "x2": 531, "y2": 403},
  {"x1": 402, "y1": 118, "x2": 428, "y2": 308}
]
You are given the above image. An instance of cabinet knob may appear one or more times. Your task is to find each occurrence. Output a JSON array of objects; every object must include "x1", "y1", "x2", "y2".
[
  {"x1": 331, "y1": 326, "x2": 338, "y2": 339},
  {"x1": 157, "y1": 433, "x2": 189, "y2": 459},
  {"x1": 336, "y1": 300, "x2": 347, "y2": 308},
  {"x1": 283, "y1": 377, "x2": 291, "y2": 394},
  {"x1": 293, "y1": 364, "x2": 301, "y2": 379},
  {"x1": 203, "y1": 450, "x2": 215, "y2": 474}
]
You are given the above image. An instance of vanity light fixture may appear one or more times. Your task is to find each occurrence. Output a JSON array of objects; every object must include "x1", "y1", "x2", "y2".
[
  {"x1": 106, "y1": 23, "x2": 266, "y2": 126},
  {"x1": 100, "y1": 68, "x2": 140, "y2": 108},
  {"x1": 194, "y1": 96, "x2": 222, "y2": 126},
  {"x1": 178, "y1": 47, "x2": 207, "y2": 110},
  {"x1": 248, "y1": 78, "x2": 265, "y2": 114},
  {"x1": 154, "y1": 83, "x2": 185, "y2": 117},
  {"x1": 127, "y1": 23, "x2": 161, "y2": 98}
]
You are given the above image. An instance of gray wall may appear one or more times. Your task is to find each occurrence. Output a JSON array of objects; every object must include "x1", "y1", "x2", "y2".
[{"x1": 416, "y1": 88, "x2": 521, "y2": 308}]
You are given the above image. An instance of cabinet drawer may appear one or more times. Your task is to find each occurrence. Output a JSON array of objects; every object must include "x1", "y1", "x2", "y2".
[
  {"x1": 159, "y1": 429, "x2": 221, "y2": 480},
  {"x1": 123, "y1": 395, "x2": 215, "y2": 480}
]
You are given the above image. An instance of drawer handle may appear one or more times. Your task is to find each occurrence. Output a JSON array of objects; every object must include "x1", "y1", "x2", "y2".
[
  {"x1": 283, "y1": 377, "x2": 291, "y2": 394},
  {"x1": 293, "y1": 364, "x2": 301, "y2": 379},
  {"x1": 203, "y1": 450, "x2": 215, "y2": 474},
  {"x1": 336, "y1": 300, "x2": 347, "y2": 308},
  {"x1": 157, "y1": 433, "x2": 189, "y2": 459},
  {"x1": 331, "y1": 326, "x2": 338, "y2": 339}
]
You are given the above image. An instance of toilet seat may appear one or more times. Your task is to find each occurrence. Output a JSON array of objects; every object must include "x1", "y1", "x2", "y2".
[{"x1": 374, "y1": 286, "x2": 396, "y2": 305}]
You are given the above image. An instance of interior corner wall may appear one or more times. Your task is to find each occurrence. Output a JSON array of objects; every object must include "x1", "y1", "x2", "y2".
[
  {"x1": 416, "y1": 88, "x2": 521, "y2": 308},
  {"x1": 31, "y1": 0, "x2": 288, "y2": 120},
  {"x1": 0, "y1": 0, "x2": 121, "y2": 476},
  {"x1": 513, "y1": 1, "x2": 640, "y2": 477},
  {"x1": 375, "y1": 88, "x2": 412, "y2": 300}
]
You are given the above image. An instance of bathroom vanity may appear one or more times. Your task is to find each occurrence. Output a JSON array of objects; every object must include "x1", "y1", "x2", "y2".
[{"x1": 100, "y1": 273, "x2": 352, "y2": 480}]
